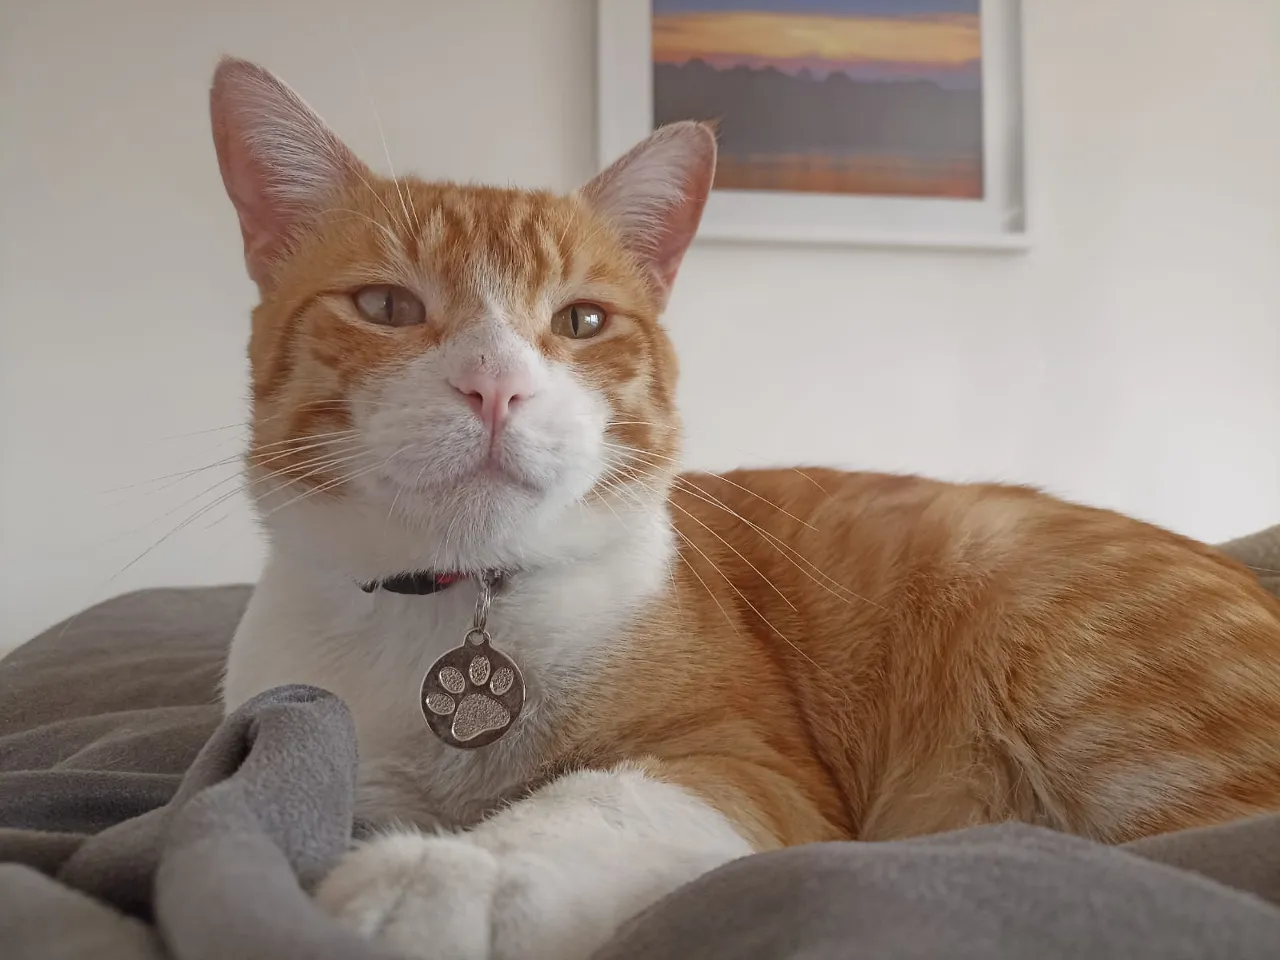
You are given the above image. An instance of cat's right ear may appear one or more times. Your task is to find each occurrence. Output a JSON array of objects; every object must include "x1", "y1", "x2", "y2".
[{"x1": 210, "y1": 57, "x2": 368, "y2": 288}]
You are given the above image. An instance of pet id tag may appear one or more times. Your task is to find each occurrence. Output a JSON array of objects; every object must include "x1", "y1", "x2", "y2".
[{"x1": 421, "y1": 575, "x2": 525, "y2": 749}]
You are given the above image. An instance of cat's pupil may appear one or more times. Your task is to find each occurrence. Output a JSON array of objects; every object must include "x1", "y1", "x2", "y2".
[
  {"x1": 383, "y1": 292, "x2": 394, "y2": 321},
  {"x1": 571, "y1": 306, "x2": 581, "y2": 336}
]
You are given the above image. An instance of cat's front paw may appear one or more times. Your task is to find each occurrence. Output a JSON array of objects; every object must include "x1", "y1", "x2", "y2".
[
  {"x1": 316, "y1": 833, "x2": 500, "y2": 960},
  {"x1": 316, "y1": 769, "x2": 748, "y2": 960},
  {"x1": 316, "y1": 827, "x2": 633, "y2": 960}
]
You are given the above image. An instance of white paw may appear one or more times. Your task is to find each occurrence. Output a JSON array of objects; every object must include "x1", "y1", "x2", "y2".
[
  {"x1": 315, "y1": 829, "x2": 649, "y2": 960},
  {"x1": 314, "y1": 769, "x2": 752, "y2": 960},
  {"x1": 316, "y1": 833, "x2": 500, "y2": 960}
]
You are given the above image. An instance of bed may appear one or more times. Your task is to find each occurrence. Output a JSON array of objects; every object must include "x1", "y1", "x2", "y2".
[{"x1": 3, "y1": 526, "x2": 1279, "y2": 959}]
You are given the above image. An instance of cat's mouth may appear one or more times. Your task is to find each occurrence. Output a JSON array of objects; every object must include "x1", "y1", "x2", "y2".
[
  {"x1": 382, "y1": 446, "x2": 554, "y2": 497},
  {"x1": 465, "y1": 461, "x2": 545, "y2": 495},
  {"x1": 359, "y1": 443, "x2": 579, "y2": 531}
]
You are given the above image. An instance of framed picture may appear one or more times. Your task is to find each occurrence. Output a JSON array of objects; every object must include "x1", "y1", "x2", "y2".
[{"x1": 597, "y1": 0, "x2": 1030, "y2": 251}]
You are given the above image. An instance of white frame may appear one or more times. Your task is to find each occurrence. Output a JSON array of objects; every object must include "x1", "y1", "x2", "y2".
[{"x1": 597, "y1": 0, "x2": 1031, "y2": 252}]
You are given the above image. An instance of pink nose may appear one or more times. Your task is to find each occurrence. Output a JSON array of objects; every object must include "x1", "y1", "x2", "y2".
[{"x1": 449, "y1": 368, "x2": 534, "y2": 435}]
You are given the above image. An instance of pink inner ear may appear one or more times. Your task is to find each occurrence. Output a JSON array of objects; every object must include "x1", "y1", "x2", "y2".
[
  {"x1": 648, "y1": 146, "x2": 716, "y2": 293},
  {"x1": 209, "y1": 69, "x2": 296, "y2": 287},
  {"x1": 221, "y1": 150, "x2": 291, "y2": 284},
  {"x1": 581, "y1": 121, "x2": 718, "y2": 300},
  {"x1": 209, "y1": 57, "x2": 366, "y2": 288}
]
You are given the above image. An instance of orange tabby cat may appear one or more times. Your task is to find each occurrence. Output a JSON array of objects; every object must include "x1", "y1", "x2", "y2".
[{"x1": 212, "y1": 57, "x2": 1280, "y2": 960}]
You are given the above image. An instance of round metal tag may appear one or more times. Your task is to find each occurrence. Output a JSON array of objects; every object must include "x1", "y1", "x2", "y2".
[{"x1": 421, "y1": 630, "x2": 525, "y2": 749}]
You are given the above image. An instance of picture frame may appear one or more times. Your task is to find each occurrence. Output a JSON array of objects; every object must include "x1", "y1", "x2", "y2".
[{"x1": 596, "y1": 0, "x2": 1031, "y2": 252}]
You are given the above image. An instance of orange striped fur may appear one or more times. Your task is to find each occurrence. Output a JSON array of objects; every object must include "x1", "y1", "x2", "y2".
[
  {"x1": 213, "y1": 56, "x2": 1280, "y2": 864},
  {"x1": 591, "y1": 470, "x2": 1280, "y2": 845}
]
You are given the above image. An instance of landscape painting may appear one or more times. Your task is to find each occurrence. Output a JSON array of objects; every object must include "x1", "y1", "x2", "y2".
[{"x1": 652, "y1": 0, "x2": 985, "y2": 198}]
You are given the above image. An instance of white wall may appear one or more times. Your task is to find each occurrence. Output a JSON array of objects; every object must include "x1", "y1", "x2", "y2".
[{"x1": 3, "y1": 0, "x2": 1278, "y2": 647}]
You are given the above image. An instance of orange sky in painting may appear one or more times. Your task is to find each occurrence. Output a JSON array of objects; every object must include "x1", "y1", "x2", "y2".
[{"x1": 652, "y1": 12, "x2": 980, "y2": 68}]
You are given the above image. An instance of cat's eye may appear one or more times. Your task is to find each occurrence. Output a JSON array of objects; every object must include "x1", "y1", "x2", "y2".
[
  {"x1": 551, "y1": 302, "x2": 607, "y2": 340},
  {"x1": 352, "y1": 284, "x2": 426, "y2": 327}
]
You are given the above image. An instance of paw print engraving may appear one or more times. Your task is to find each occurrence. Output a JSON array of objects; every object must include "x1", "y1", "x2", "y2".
[
  {"x1": 425, "y1": 656, "x2": 514, "y2": 737},
  {"x1": 421, "y1": 640, "x2": 524, "y2": 749}
]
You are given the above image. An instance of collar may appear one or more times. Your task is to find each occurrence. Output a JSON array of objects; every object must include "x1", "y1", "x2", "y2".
[{"x1": 359, "y1": 571, "x2": 467, "y2": 596}]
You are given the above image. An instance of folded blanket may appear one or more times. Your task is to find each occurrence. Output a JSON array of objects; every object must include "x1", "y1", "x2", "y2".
[
  {"x1": 2, "y1": 686, "x2": 400, "y2": 960},
  {"x1": 3, "y1": 525, "x2": 1280, "y2": 959},
  {"x1": 599, "y1": 819, "x2": 1280, "y2": 960},
  {"x1": 1220, "y1": 523, "x2": 1280, "y2": 596},
  {"x1": 4, "y1": 676, "x2": 1279, "y2": 960}
]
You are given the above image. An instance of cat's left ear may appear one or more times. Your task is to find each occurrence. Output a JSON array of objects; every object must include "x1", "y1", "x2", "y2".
[
  {"x1": 579, "y1": 122, "x2": 716, "y2": 303},
  {"x1": 210, "y1": 57, "x2": 371, "y2": 288}
]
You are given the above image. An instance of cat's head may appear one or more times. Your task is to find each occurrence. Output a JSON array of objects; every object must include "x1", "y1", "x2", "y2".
[{"x1": 209, "y1": 58, "x2": 713, "y2": 576}]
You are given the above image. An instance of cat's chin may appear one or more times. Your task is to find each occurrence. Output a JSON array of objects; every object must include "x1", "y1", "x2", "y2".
[
  {"x1": 376, "y1": 473, "x2": 541, "y2": 524},
  {"x1": 358, "y1": 465, "x2": 591, "y2": 555},
  {"x1": 258, "y1": 462, "x2": 667, "y2": 586}
]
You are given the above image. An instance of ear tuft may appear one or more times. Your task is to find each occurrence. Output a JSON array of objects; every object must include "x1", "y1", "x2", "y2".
[
  {"x1": 579, "y1": 122, "x2": 717, "y2": 300},
  {"x1": 210, "y1": 56, "x2": 368, "y2": 287}
]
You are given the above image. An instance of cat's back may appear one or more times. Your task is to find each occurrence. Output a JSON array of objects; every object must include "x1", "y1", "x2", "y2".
[
  {"x1": 671, "y1": 466, "x2": 1271, "y2": 619},
  {"x1": 667, "y1": 467, "x2": 1280, "y2": 841}
]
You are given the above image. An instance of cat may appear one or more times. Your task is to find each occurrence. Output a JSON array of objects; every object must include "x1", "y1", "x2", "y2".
[{"x1": 212, "y1": 57, "x2": 1280, "y2": 960}]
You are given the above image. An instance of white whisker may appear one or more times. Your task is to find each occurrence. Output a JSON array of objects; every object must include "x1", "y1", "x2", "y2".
[
  {"x1": 607, "y1": 449, "x2": 881, "y2": 610},
  {"x1": 604, "y1": 442, "x2": 817, "y2": 532}
]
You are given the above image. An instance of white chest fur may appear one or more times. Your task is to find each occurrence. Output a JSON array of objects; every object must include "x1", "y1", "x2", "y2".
[{"x1": 224, "y1": 518, "x2": 670, "y2": 829}]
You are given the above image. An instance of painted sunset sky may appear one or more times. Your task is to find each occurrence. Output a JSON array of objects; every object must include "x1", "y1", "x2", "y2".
[
  {"x1": 652, "y1": 0, "x2": 983, "y2": 90},
  {"x1": 650, "y1": 0, "x2": 986, "y2": 197}
]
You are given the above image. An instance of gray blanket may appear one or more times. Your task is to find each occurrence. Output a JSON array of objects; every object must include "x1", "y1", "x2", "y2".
[{"x1": 4, "y1": 528, "x2": 1280, "y2": 959}]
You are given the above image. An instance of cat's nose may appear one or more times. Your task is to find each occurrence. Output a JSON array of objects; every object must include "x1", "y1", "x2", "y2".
[{"x1": 449, "y1": 369, "x2": 535, "y2": 435}]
